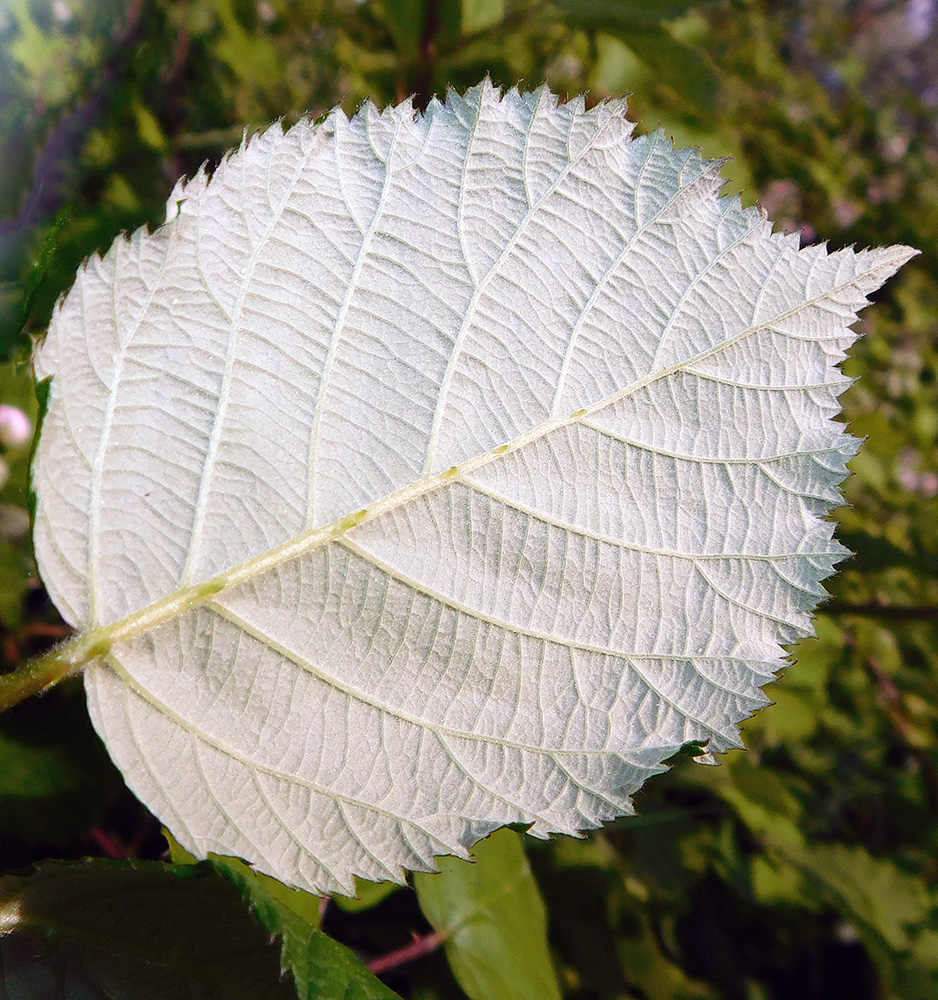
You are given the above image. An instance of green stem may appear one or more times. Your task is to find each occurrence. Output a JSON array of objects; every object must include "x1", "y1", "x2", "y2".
[
  {"x1": 0, "y1": 624, "x2": 117, "y2": 712},
  {"x1": 0, "y1": 634, "x2": 96, "y2": 712}
]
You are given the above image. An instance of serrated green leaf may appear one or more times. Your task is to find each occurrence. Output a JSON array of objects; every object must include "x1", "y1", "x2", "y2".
[
  {"x1": 303, "y1": 932, "x2": 402, "y2": 1000},
  {"x1": 415, "y1": 829, "x2": 562, "y2": 1000},
  {"x1": 166, "y1": 830, "x2": 399, "y2": 1000},
  {"x1": 209, "y1": 856, "x2": 333, "y2": 1000}
]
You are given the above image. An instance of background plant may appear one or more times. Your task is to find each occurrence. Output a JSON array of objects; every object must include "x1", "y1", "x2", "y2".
[{"x1": 1, "y1": 1, "x2": 936, "y2": 998}]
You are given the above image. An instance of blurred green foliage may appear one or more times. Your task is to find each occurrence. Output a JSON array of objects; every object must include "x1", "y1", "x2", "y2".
[{"x1": 1, "y1": 1, "x2": 936, "y2": 998}]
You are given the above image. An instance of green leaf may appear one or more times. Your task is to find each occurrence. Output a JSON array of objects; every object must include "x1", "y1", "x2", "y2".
[
  {"x1": 787, "y1": 844, "x2": 933, "y2": 983},
  {"x1": 415, "y1": 829, "x2": 562, "y2": 1000},
  {"x1": 0, "y1": 860, "x2": 296, "y2": 999},
  {"x1": 334, "y1": 877, "x2": 403, "y2": 914},
  {"x1": 202, "y1": 850, "x2": 323, "y2": 932},
  {"x1": 749, "y1": 840, "x2": 935, "y2": 990},
  {"x1": 303, "y1": 932, "x2": 402, "y2": 1000},
  {"x1": 618, "y1": 26, "x2": 718, "y2": 110},
  {"x1": 836, "y1": 528, "x2": 938, "y2": 580},
  {"x1": 212, "y1": 857, "x2": 333, "y2": 1000},
  {"x1": 166, "y1": 830, "x2": 400, "y2": 1000},
  {"x1": 373, "y1": 0, "x2": 426, "y2": 57},
  {"x1": 688, "y1": 759, "x2": 935, "y2": 988},
  {"x1": 460, "y1": 0, "x2": 505, "y2": 33},
  {"x1": 552, "y1": 0, "x2": 710, "y2": 30}
]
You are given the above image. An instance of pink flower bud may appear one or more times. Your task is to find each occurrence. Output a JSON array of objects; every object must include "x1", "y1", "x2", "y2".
[{"x1": 0, "y1": 405, "x2": 32, "y2": 448}]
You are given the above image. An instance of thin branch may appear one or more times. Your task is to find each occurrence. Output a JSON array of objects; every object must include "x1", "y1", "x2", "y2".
[
  {"x1": 413, "y1": 0, "x2": 443, "y2": 111},
  {"x1": 865, "y1": 654, "x2": 938, "y2": 811},
  {"x1": 5, "y1": 0, "x2": 145, "y2": 236},
  {"x1": 824, "y1": 603, "x2": 938, "y2": 620}
]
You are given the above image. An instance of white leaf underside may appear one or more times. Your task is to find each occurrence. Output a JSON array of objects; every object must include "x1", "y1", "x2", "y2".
[{"x1": 33, "y1": 82, "x2": 915, "y2": 894}]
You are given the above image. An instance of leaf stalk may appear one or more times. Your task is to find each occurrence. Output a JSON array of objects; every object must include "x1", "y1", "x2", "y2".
[
  {"x1": 367, "y1": 930, "x2": 445, "y2": 975},
  {"x1": 0, "y1": 636, "x2": 86, "y2": 711}
]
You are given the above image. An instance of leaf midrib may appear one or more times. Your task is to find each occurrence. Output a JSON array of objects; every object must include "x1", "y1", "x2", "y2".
[{"x1": 55, "y1": 255, "x2": 894, "y2": 675}]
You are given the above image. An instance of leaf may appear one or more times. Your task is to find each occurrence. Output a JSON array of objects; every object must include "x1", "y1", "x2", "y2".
[
  {"x1": 552, "y1": 0, "x2": 712, "y2": 30},
  {"x1": 766, "y1": 840, "x2": 934, "y2": 989},
  {"x1": 460, "y1": 0, "x2": 506, "y2": 34},
  {"x1": 166, "y1": 832, "x2": 402, "y2": 1000},
  {"x1": 30, "y1": 81, "x2": 916, "y2": 894},
  {"x1": 372, "y1": 0, "x2": 426, "y2": 57},
  {"x1": 616, "y1": 26, "x2": 718, "y2": 111},
  {"x1": 0, "y1": 860, "x2": 296, "y2": 999},
  {"x1": 779, "y1": 843, "x2": 931, "y2": 966},
  {"x1": 213, "y1": 852, "x2": 325, "y2": 943},
  {"x1": 301, "y1": 932, "x2": 403, "y2": 1000},
  {"x1": 415, "y1": 829, "x2": 562, "y2": 1000},
  {"x1": 688, "y1": 757, "x2": 935, "y2": 988},
  {"x1": 165, "y1": 830, "x2": 371, "y2": 1000},
  {"x1": 333, "y1": 877, "x2": 403, "y2": 913}
]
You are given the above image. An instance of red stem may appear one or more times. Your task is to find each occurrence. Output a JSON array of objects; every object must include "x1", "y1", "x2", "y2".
[
  {"x1": 367, "y1": 930, "x2": 445, "y2": 976},
  {"x1": 88, "y1": 826, "x2": 132, "y2": 860}
]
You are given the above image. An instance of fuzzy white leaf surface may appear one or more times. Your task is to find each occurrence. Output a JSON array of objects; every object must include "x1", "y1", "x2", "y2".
[{"x1": 33, "y1": 82, "x2": 915, "y2": 894}]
